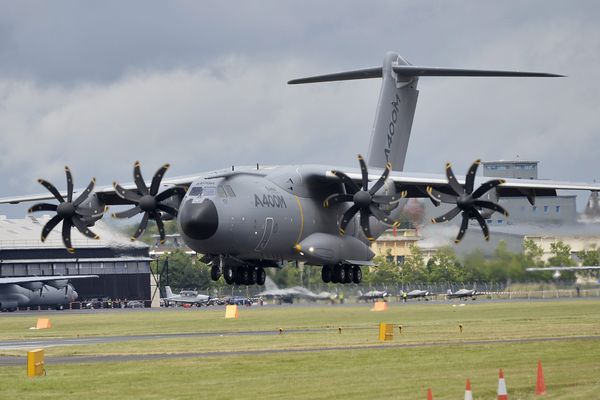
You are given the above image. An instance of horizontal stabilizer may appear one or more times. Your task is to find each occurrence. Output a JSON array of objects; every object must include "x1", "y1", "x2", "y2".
[{"x1": 288, "y1": 66, "x2": 562, "y2": 84}]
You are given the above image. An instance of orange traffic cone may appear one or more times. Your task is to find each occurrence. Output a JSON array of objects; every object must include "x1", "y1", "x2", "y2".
[
  {"x1": 427, "y1": 388, "x2": 433, "y2": 400},
  {"x1": 536, "y1": 360, "x2": 546, "y2": 395},
  {"x1": 497, "y1": 368, "x2": 508, "y2": 400},
  {"x1": 464, "y1": 378, "x2": 473, "y2": 400}
]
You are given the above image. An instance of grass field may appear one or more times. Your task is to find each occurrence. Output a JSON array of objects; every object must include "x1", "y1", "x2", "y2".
[{"x1": 1, "y1": 300, "x2": 599, "y2": 399}]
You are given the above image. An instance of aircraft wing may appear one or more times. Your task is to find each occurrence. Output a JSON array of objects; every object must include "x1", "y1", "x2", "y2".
[
  {"x1": 324, "y1": 169, "x2": 600, "y2": 199},
  {"x1": 0, "y1": 275, "x2": 98, "y2": 285},
  {"x1": 0, "y1": 173, "x2": 204, "y2": 205}
]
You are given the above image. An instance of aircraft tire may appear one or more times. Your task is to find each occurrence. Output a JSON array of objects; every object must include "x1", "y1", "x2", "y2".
[
  {"x1": 321, "y1": 265, "x2": 332, "y2": 283},
  {"x1": 343, "y1": 265, "x2": 352, "y2": 284},
  {"x1": 336, "y1": 265, "x2": 346, "y2": 283},
  {"x1": 352, "y1": 266, "x2": 362, "y2": 284},
  {"x1": 237, "y1": 268, "x2": 250, "y2": 286},
  {"x1": 248, "y1": 267, "x2": 258, "y2": 285},
  {"x1": 331, "y1": 265, "x2": 340, "y2": 283},
  {"x1": 223, "y1": 266, "x2": 235, "y2": 285},
  {"x1": 256, "y1": 267, "x2": 266, "y2": 285},
  {"x1": 211, "y1": 265, "x2": 222, "y2": 281}
]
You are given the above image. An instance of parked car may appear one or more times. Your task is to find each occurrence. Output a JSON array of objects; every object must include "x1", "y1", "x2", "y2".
[
  {"x1": 84, "y1": 298, "x2": 103, "y2": 309},
  {"x1": 126, "y1": 300, "x2": 145, "y2": 308},
  {"x1": 227, "y1": 296, "x2": 252, "y2": 306}
]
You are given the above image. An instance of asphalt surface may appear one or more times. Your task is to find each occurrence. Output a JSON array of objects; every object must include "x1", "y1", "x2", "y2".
[{"x1": 1, "y1": 335, "x2": 599, "y2": 367}]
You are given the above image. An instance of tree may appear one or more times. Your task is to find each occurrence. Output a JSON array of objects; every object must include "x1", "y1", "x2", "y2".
[
  {"x1": 155, "y1": 249, "x2": 214, "y2": 291},
  {"x1": 547, "y1": 241, "x2": 576, "y2": 281},
  {"x1": 401, "y1": 245, "x2": 427, "y2": 283},
  {"x1": 425, "y1": 247, "x2": 464, "y2": 283}
]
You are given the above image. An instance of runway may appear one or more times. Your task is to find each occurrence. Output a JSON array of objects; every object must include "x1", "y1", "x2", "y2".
[{"x1": 1, "y1": 334, "x2": 599, "y2": 367}]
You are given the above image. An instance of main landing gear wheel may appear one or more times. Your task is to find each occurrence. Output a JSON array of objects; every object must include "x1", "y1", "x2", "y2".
[
  {"x1": 223, "y1": 266, "x2": 235, "y2": 285},
  {"x1": 247, "y1": 267, "x2": 258, "y2": 285},
  {"x1": 351, "y1": 266, "x2": 362, "y2": 284},
  {"x1": 331, "y1": 265, "x2": 341, "y2": 284},
  {"x1": 256, "y1": 267, "x2": 266, "y2": 286},
  {"x1": 210, "y1": 265, "x2": 221, "y2": 281},
  {"x1": 336, "y1": 265, "x2": 347, "y2": 283},
  {"x1": 321, "y1": 265, "x2": 332, "y2": 283},
  {"x1": 343, "y1": 265, "x2": 353, "y2": 284}
]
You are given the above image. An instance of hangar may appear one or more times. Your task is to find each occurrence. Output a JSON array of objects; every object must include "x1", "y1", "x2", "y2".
[{"x1": 0, "y1": 215, "x2": 152, "y2": 303}]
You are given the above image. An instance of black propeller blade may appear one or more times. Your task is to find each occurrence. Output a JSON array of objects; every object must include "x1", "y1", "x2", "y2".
[
  {"x1": 28, "y1": 167, "x2": 104, "y2": 253},
  {"x1": 427, "y1": 160, "x2": 509, "y2": 243},
  {"x1": 324, "y1": 154, "x2": 406, "y2": 241},
  {"x1": 112, "y1": 161, "x2": 186, "y2": 243}
]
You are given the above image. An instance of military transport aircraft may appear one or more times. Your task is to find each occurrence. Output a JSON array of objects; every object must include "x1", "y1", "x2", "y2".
[
  {"x1": 0, "y1": 275, "x2": 97, "y2": 311},
  {"x1": 2, "y1": 51, "x2": 599, "y2": 287}
]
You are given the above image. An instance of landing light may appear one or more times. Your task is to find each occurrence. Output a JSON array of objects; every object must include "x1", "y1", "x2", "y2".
[{"x1": 308, "y1": 246, "x2": 314, "y2": 253}]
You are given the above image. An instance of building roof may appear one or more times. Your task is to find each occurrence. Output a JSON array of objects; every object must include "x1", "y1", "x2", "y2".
[{"x1": 0, "y1": 216, "x2": 148, "y2": 250}]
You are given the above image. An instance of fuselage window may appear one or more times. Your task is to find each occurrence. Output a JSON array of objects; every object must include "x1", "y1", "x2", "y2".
[{"x1": 189, "y1": 187, "x2": 203, "y2": 197}]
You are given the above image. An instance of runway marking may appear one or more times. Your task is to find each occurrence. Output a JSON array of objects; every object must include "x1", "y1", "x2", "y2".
[{"x1": 1, "y1": 335, "x2": 599, "y2": 366}]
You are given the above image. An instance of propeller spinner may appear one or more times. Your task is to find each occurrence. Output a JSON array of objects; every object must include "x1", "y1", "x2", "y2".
[
  {"x1": 324, "y1": 154, "x2": 405, "y2": 241},
  {"x1": 427, "y1": 160, "x2": 509, "y2": 243}
]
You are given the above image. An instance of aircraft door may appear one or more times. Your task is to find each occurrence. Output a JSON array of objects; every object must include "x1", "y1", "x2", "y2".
[{"x1": 255, "y1": 217, "x2": 274, "y2": 252}]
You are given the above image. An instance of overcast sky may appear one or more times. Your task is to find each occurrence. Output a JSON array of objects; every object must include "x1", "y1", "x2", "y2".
[{"x1": 1, "y1": 1, "x2": 599, "y2": 217}]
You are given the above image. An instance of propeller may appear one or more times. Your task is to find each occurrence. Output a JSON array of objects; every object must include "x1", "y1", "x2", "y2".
[
  {"x1": 112, "y1": 161, "x2": 186, "y2": 243},
  {"x1": 28, "y1": 167, "x2": 104, "y2": 253},
  {"x1": 323, "y1": 154, "x2": 406, "y2": 241},
  {"x1": 426, "y1": 160, "x2": 509, "y2": 243}
]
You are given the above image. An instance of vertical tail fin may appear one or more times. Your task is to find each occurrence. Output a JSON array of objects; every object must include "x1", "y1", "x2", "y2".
[
  {"x1": 367, "y1": 52, "x2": 419, "y2": 171},
  {"x1": 165, "y1": 286, "x2": 174, "y2": 298}
]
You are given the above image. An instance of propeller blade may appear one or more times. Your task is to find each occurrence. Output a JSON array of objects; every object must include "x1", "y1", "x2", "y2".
[
  {"x1": 154, "y1": 212, "x2": 166, "y2": 243},
  {"x1": 156, "y1": 204, "x2": 178, "y2": 217},
  {"x1": 339, "y1": 204, "x2": 360, "y2": 234},
  {"x1": 62, "y1": 218, "x2": 74, "y2": 253},
  {"x1": 359, "y1": 209, "x2": 374, "y2": 241},
  {"x1": 322, "y1": 193, "x2": 353, "y2": 208},
  {"x1": 114, "y1": 183, "x2": 142, "y2": 203},
  {"x1": 473, "y1": 200, "x2": 509, "y2": 217},
  {"x1": 445, "y1": 163, "x2": 464, "y2": 195},
  {"x1": 112, "y1": 206, "x2": 142, "y2": 219},
  {"x1": 76, "y1": 206, "x2": 107, "y2": 217},
  {"x1": 369, "y1": 162, "x2": 392, "y2": 195},
  {"x1": 41, "y1": 215, "x2": 63, "y2": 242},
  {"x1": 455, "y1": 214, "x2": 470, "y2": 243},
  {"x1": 131, "y1": 212, "x2": 150, "y2": 240},
  {"x1": 472, "y1": 179, "x2": 505, "y2": 199},
  {"x1": 473, "y1": 211, "x2": 490, "y2": 241},
  {"x1": 133, "y1": 161, "x2": 149, "y2": 195},
  {"x1": 464, "y1": 160, "x2": 480, "y2": 194},
  {"x1": 426, "y1": 186, "x2": 458, "y2": 204},
  {"x1": 431, "y1": 207, "x2": 461, "y2": 224},
  {"x1": 155, "y1": 186, "x2": 186, "y2": 202},
  {"x1": 150, "y1": 164, "x2": 170, "y2": 196},
  {"x1": 369, "y1": 204, "x2": 392, "y2": 224},
  {"x1": 357, "y1": 155, "x2": 369, "y2": 191},
  {"x1": 65, "y1": 166, "x2": 74, "y2": 203},
  {"x1": 71, "y1": 215, "x2": 99, "y2": 239},
  {"x1": 331, "y1": 170, "x2": 360, "y2": 194},
  {"x1": 28, "y1": 203, "x2": 58, "y2": 213},
  {"x1": 72, "y1": 178, "x2": 96, "y2": 207},
  {"x1": 38, "y1": 179, "x2": 65, "y2": 203}
]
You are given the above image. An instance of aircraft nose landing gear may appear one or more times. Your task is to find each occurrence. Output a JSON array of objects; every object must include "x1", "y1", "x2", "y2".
[{"x1": 322, "y1": 264, "x2": 362, "y2": 284}]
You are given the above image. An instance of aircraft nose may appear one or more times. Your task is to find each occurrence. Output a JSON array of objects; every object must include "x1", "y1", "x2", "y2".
[{"x1": 179, "y1": 199, "x2": 219, "y2": 240}]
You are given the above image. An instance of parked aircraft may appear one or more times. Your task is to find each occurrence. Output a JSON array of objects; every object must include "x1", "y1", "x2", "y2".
[
  {"x1": 3, "y1": 51, "x2": 599, "y2": 287},
  {"x1": 357, "y1": 290, "x2": 390, "y2": 302},
  {"x1": 446, "y1": 289, "x2": 479, "y2": 300},
  {"x1": 257, "y1": 277, "x2": 336, "y2": 303},
  {"x1": 164, "y1": 286, "x2": 210, "y2": 306},
  {"x1": 0, "y1": 275, "x2": 97, "y2": 311},
  {"x1": 404, "y1": 289, "x2": 432, "y2": 300}
]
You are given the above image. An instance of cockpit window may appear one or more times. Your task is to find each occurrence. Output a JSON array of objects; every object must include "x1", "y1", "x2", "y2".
[
  {"x1": 189, "y1": 186, "x2": 216, "y2": 197},
  {"x1": 189, "y1": 187, "x2": 203, "y2": 196}
]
